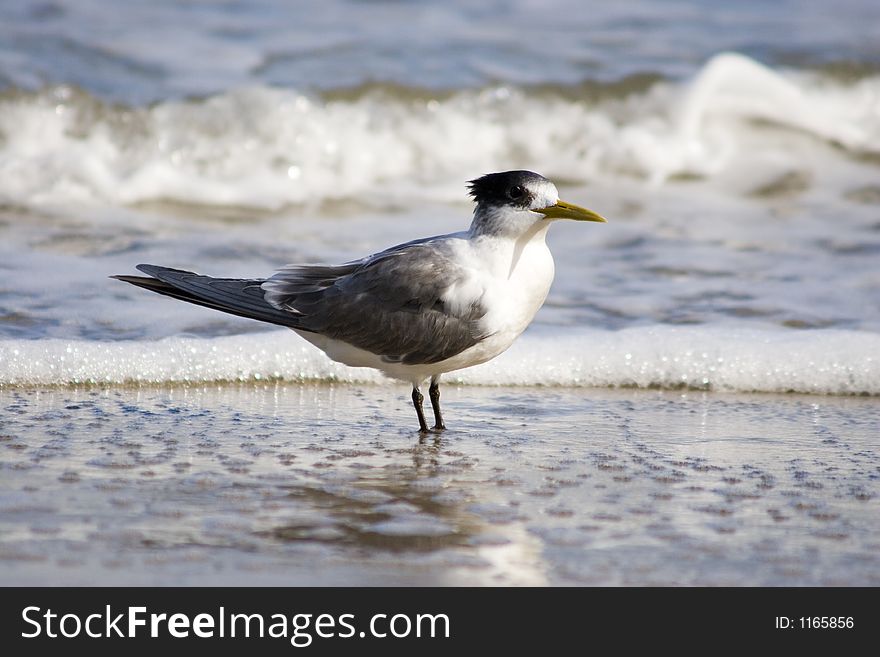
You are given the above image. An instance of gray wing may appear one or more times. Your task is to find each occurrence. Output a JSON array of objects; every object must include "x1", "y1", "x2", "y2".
[
  {"x1": 262, "y1": 238, "x2": 490, "y2": 365},
  {"x1": 112, "y1": 265, "x2": 301, "y2": 328}
]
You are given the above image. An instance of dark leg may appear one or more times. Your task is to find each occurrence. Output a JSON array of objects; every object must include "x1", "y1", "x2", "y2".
[
  {"x1": 412, "y1": 386, "x2": 429, "y2": 433},
  {"x1": 429, "y1": 378, "x2": 445, "y2": 431}
]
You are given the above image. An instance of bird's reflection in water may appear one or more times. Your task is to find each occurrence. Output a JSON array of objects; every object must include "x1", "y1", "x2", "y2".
[
  {"x1": 413, "y1": 431, "x2": 443, "y2": 468},
  {"x1": 261, "y1": 435, "x2": 478, "y2": 553}
]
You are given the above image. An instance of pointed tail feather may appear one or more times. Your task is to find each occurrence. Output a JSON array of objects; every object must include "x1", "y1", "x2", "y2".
[{"x1": 111, "y1": 265, "x2": 304, "y2": 329}]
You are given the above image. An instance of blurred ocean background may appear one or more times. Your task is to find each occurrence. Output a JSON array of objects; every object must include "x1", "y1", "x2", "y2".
[{"x1": 1, "y1": 0, "x2": 879, "y2": 393}]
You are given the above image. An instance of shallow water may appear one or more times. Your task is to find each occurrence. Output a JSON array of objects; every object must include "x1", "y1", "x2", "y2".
[{"x1": 1, "y1": 384, "x2": 877, "y2": 586}]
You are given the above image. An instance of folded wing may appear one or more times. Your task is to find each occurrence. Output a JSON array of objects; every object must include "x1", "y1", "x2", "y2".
[
  {"x1": 263, "y1": 239, "x2": 489, "y2": 364},
  {"x1": 114, "y1": 239, "x2": 489, "y2": 365}
]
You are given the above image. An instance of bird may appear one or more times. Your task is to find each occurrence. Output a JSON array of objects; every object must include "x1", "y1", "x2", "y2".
[{"x1": 112, "y1": 170, "x2": 606, "y2": 432}]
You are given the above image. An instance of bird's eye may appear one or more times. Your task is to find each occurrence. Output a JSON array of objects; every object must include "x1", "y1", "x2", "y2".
[{"x1": 508, "y1": 185, "x2": 524, "y2": 200}]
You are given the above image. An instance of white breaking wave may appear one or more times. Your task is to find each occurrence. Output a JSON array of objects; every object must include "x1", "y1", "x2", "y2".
[
  {"x1": 0, "y1": 53, "x2": 878, "y2": 209},
  {"x1": 1, "y1": 326, "x2": 878, "y2": 395}
]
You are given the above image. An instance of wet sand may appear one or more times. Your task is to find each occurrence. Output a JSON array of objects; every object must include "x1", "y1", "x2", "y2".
[{"x1": 0, "y1": 384, "x2": 877, "y2": 586}]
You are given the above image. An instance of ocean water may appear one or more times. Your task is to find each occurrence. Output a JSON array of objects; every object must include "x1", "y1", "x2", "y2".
[
  {"x1": 1, "y1": 2, "x2": 880, "y2": 393},
  {"x1": 2, "y1": 385, "x2": 878, "y2": 586},
  {"x1": 1, "y1": 0, "x2": 879, "y2": 585}
]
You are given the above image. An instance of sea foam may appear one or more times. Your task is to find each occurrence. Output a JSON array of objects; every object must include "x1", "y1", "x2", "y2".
[
  {"x1": 2, "y1": 326, "x2": 877, "y2": 395},
  {"x1": 1, "y1": 53, "x2": 877, "y2": 210}
]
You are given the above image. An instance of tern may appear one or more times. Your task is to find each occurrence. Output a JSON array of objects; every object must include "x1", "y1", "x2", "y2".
[{"x1": 113, "y1": 170, "x2": 606, "y2": 432}]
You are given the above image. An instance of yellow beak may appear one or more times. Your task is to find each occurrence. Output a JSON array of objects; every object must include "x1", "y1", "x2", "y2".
[{"x1": 535, "y1": 199, "x2": 607, "y2": 223}]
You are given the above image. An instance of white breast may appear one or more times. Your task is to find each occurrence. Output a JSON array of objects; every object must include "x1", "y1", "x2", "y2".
[{"x1": 429, "y1": 224, "x2": 555, "y2": 374}]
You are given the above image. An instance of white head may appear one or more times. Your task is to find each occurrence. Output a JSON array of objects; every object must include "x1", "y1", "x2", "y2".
[{"x1": 467, "y1": 170, "x2": 606, "y2": 238}]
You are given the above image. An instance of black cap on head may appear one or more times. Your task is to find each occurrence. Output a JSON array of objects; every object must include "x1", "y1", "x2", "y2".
[{"x1": 467, "y1": 170, "x2": 549, "y2": 209}]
